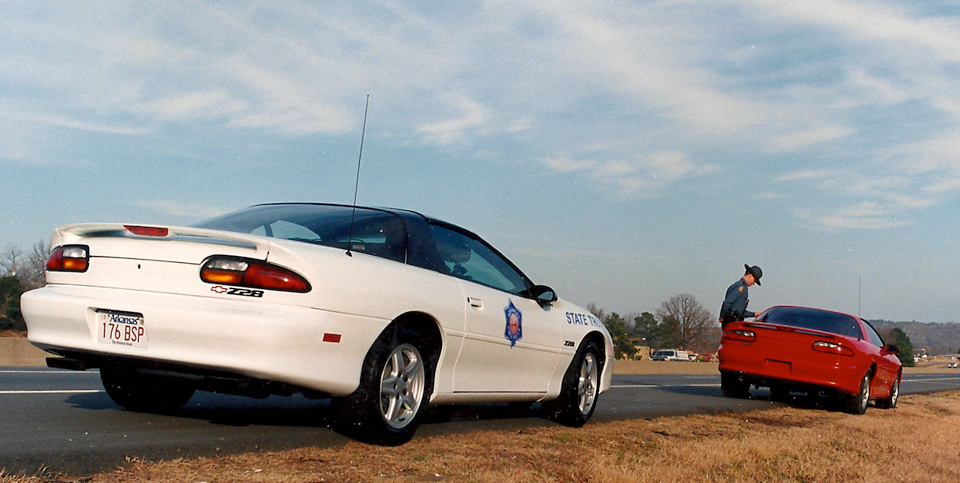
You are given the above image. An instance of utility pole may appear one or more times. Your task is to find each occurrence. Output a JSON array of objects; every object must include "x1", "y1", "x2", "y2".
[{"x1": 858, "y1": 275, "x2": 862, "y2": 318}]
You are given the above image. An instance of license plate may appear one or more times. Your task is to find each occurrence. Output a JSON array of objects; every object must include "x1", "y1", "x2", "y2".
[{"x1": 97, "y1": 310, "x2": 148, "y2": 348}]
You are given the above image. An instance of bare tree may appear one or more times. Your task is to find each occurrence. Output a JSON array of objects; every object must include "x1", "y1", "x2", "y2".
[
  {"x1": 0, "y1": 241, "x2": 48, "y2": 290},
  {"x1": 1, "y1": 245, "x2": 24, "y2": 276},
  {"x1": 655, "y1": 293, "x2": 716, "y2": 353},
  {"x1": 586, "y1": 302, "x2": 606, "y2": 321},
  {"x1": 21, "y1": 240, "x2": 49, "y2": 290}
]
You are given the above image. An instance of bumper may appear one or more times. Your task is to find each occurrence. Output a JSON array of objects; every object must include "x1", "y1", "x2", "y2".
[
  {"x1": 22, "y1": 284, "x2": 390, "y2": 396},
  {"x1": 718, "y1": 346, "x2": 864, "y2": 396}
]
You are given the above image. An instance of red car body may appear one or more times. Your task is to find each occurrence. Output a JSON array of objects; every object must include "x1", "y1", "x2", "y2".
[{"x1": 718, "y1": 305, "x2": 902, "y2": 414}]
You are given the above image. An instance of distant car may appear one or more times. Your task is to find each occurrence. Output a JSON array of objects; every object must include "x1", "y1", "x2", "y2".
[
  {"x1": 21, "y1": 203, "x2": 614, "y2": 444},
  {"x1": 718, "y1": 305, "x2": 902, "y2": 414},
  {"x1": 651, "y1": 349, "x2": 689, "y2": 361},
  {"x1": 696, "y1": 353, "x2": 715, "y2": 362}
]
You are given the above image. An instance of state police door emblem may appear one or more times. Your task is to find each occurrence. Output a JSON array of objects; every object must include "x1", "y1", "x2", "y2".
[{"x1": 504, "y1": 300, "x2": 523, "y2": 346}]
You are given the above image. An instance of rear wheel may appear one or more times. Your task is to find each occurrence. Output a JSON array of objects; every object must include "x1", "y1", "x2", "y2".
[
  {"x1": 335, "y1": 327, "x2": 432, "y2": 445},
  {"x1": 545, "y1": 339, "x2": 601, "y2": 427},
  {"x1": 876, "y1": 373, "x2": 900, "y2": 409},
  {"x1": 843, "y1": 370, "x2": 872, "y2": 415},
  {"x1": 100, "y1": 367, "x2": 195, "y2": 413}
]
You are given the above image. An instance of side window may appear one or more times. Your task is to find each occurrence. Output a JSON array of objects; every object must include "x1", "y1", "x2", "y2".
[
  {"x1": 254, "y1": 214, "x2": 406, "y2": 263},
  {"x1": 265, "y1": 220, "x2": 322, "y2": 241},
  {"x1": 863, "y1": 321, "x2": 885, "y2": 348},
  {"x1": 430, "y1": 224, "x2": 529, "y2": 295}
]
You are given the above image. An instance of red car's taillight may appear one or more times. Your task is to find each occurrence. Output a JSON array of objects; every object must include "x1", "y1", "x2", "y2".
[
  {"x1": 812, "y1": 340, "x2": 855, "y2": 357},
  {"x1": 46, "y1": 245, "x2": 90, "y2": 272},
  {"x1": 722, "y1": 330, "x2": 757, "y2": 343},
  {"x1": 200, "y1": 256, "x2": 311, "y2": 293}
]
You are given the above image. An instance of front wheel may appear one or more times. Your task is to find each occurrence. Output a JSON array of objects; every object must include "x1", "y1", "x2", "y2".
[
  {"x1": 545, "y1": 339, "x2": 601, "y2": 427},
  {"x1": 875, "y1": 373, "x2": 900, "y2": 409},
  {"x1": 100, "y1": 367, "x2": 195, "y2": 413},
  {"x1": 335, "y1": 327, "x2": 432, "y2": 445}
]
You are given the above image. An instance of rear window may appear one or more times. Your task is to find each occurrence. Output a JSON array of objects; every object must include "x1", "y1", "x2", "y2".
[
  {"x1": 757, "y1": 307, "x2": 863, "y2": 339},
  {"x1": 196, "y1": 204, "x2": 408, "y2": 263}
]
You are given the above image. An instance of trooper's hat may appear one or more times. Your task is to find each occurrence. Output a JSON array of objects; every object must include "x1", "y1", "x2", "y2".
[{"x1": 744, "y1": 264, "x2": 763, "y2": 286}]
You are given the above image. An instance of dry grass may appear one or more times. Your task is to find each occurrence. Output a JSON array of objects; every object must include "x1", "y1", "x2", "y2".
[{"x1": 4, "y1": 390, "x2": 959, "y2": 483}]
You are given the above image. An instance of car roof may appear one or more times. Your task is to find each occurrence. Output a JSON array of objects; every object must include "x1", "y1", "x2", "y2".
[{"x1": 252, "y1": 202, "x2": 487, "y2": 242}]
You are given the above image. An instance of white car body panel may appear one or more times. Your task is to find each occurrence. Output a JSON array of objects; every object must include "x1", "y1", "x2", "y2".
[{"x1": 23, "y1": 216, "x2": 614, "y2": 407}]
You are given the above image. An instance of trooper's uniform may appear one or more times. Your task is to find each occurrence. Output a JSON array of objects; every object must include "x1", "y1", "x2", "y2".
[{"x1": 719, "y1": 265, "x2": 762, "y2": 328}]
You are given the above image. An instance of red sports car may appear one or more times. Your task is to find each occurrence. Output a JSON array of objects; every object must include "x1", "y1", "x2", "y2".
[{"x1": 718, "y1": 305, "x2": 902, "y2": 414}]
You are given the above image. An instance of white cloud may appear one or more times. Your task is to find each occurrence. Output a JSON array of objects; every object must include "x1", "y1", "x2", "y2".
[
  {"x1": 540, "y1": 156, "x2": 598, "y2": 173},
  {"x1": 133, "y1": 90, "x2": 247, "y2": 121},
  {"x1": 768, "y1": 125, "x2": 853, "y2": 152},
  {"x1": 417, "y1": 94, "x2": 491, "y2": 145},
  {"x1": 748, "y1": 0, "x2": 960, "y2": 62},
  {"x1": 539, "y1": 150, "x2": 714, "y2": 196},
  {"x1": 775, "y1": 170, "x2": 836, "y2": 183},
  {"x1": 752, "y1": 191, "x2": 786, "y2": 201},
  {"x1": 134, "y1": 199, "x2": 228, "y2": 219}
]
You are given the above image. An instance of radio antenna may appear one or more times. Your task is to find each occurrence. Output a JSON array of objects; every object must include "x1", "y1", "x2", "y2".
[{"x1": 346, "y1": 95, "x2": 370, "y2": 257}]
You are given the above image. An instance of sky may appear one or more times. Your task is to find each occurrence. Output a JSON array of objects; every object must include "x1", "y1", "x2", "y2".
[{"x1": 3, "y1": 1, "x2": 960, "y2": 323}]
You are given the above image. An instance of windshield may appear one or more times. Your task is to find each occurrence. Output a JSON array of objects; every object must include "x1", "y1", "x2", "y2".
[
  {"x1": 196, "y1": 204, "x2": 408, "y2": 263},
  {"x1": 757, "y1": 307, "x2": 863, "y2": 339}
]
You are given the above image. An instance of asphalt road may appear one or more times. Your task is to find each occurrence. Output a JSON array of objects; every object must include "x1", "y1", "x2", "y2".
[{"x1": 2, "y1": 367, "x2": 959, "y2": 476}]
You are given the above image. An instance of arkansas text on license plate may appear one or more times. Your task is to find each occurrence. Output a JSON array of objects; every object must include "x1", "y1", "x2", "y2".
[{"x1": 97, "y1": 310, "x2": 148, "y2": 348}]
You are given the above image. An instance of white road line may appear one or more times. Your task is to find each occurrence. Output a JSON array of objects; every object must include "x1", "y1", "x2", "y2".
[
  {"x1": 611, "y1": 383, "x2": 719, "y2": 389},
  {"x1": 0, "y1": 370, "x2": 93, "y2": 374},
  {"x1": 908, "y1": 377, "x2": 960, "y2": 383},
  {"x1": 0, "y1": 390, "x2": 103, "y2": 395}
]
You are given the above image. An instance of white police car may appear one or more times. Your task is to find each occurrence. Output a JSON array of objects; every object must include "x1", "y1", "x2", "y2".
[{"x1": 22, "y1": 203, "x2": 614, "y2": 444}]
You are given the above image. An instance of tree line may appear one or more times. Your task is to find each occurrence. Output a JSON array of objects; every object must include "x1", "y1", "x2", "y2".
[
  {"x1": 591, "y1": 293, "x2": 720, "y2": 360},
  {"x1": 0, "y1": 241, "x2": 48, "y2": 332}
]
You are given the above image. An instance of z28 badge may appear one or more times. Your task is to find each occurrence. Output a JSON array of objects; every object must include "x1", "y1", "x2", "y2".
[{"x1": 211, "y1": 286, "x2": 264, "y2": 298}]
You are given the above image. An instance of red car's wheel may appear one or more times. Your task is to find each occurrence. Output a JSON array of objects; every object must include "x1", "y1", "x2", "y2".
[{"x1": 876, "y1": 373, "x2": 901, "y2": 409}]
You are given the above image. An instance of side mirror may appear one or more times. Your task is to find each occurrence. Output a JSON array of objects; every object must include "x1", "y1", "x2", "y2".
[
  {"x1": 884, "y1": 345, "x2": 900, "y2": 355},
  {"x1": 530, "y1": 285, "x2": 557, "y2": 305}
]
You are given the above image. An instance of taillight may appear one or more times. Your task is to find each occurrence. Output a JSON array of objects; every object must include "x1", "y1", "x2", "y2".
[
  {"x1": 124, "y1": 225, "x2": 169, "y2": 237},
  {"x1": 812, "y1": 340, "x2": 855, "y2": 357},
  {"x1": 200, "y1": 256, "x2": 311, "y2": 293},
  {"x1": 45, "y1": 245, "x2": 90, "y2": 272},
  {"x1": 722, "y1": 330, "x2": 757, "y2": 343},
  {"x1": 46, "y1": 245, "x2": 90, "y2": 272}
]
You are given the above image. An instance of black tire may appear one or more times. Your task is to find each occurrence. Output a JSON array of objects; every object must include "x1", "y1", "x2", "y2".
[
  {"x1": 843, "y1": 370, "x2": 872, "y2": 415},
  {"x1": 335, "y1": 327, "x2": 432, "y2": 445},
  {"x1": 100, "y1": 367, "x2": 195, "y2": 413},
  {"x1": 720, "y1": 372, "x2": 750, "y2": 398},
  {"x1": 545, "y1": 339, "x2": 601, "y2": 427},
  {"x1": 876, "y1": 373, "x2": 900, "y2": 409}
]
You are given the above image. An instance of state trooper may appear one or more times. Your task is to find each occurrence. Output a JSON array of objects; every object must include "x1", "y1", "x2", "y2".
[{"x1": 719, "y1": 264, "x2": 763, "y2": 328}]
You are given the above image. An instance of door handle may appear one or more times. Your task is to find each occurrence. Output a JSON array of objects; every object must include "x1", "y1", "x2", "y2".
[{"x1": 467, "y1": 297, "x2": 483, "y2": 308}]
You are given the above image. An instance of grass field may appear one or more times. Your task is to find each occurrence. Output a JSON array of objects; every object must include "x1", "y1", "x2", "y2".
[{"x1": 3, "y1": 387, "x2": 958, "y2": 483}]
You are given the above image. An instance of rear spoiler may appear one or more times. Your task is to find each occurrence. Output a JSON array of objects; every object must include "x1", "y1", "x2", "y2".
[
  {"x1": 737, "y1": 322, "x2": 841, "y2": 340},
  {"x1": 51, "y1": 223, "x2": 267, "y2": 252}
]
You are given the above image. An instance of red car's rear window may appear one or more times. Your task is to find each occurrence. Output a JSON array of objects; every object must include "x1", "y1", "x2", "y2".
[{"x1": 757, "y1": 307, "x2": 863, "y2": 340}]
